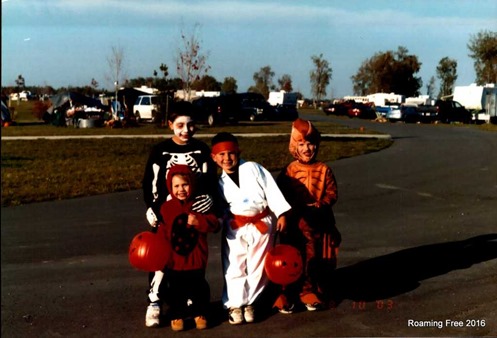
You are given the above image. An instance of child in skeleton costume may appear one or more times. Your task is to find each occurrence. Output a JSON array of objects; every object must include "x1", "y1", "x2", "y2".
[
  {"x1": 275, "y1": 118, "x2": 340, "y2": 313},
  {"x1": 210, "y1": 132, "x2": 291, "y2": 325},
  {"x1": 158, "y1": 164, "x2": 219, "y2": 331},
  {"x1": 142, "y1": 101, "x2": 217, "y2": 328}
]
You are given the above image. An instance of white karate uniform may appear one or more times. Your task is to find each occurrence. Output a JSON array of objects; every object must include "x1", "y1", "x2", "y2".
[{"x1": 218, "y1": 160, "x2": 291, "y2": 309}]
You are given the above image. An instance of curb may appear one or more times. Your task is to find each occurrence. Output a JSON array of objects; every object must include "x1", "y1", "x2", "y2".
[{"x1": 1, "y1": 133, "x2": 392, "y2": 140}]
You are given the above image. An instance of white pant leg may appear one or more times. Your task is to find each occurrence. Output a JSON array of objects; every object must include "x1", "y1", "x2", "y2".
[
  {"x1": 223, "y1": 225, "x2": 249, "y2": 309},
  {"x1": 148, "y1": 270, "x2": 164, "y2": 303},
  {"x1": 245, "y1": 221, "x2": 273, "y2": 305}
]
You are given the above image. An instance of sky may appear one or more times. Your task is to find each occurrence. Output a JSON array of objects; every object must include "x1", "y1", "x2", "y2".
[{"x1": 2, "y1": 0, "x2": 496, "y2": 99}]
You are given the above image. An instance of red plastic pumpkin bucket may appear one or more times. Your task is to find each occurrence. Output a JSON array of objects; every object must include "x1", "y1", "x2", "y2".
[
  {"x1": 129, "y1": 231, "x2": 171, "y2": 272},
  {"x1": 264, "y1": 244, "x2": 303, "y2": 286}
]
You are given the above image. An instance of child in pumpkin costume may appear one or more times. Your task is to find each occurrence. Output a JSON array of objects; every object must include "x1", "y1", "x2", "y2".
[
  {"x1": 276, "y1": 118, "x2": 341, "y2": 313},
  {"x1": 158, "y1": 164, "x2": 220, "y2": 331}
]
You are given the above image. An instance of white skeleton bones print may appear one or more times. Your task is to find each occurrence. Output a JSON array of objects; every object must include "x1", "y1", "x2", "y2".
[{"x1": 151, "y1": 150, "x2": 207, "y2": 202}]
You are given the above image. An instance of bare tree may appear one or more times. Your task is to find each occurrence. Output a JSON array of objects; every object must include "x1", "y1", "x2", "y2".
[
  {"x1": 175, "y1": 23, "x2": 211, "y2": 101},
  {"x1": 310, "y1": 54, "x2": 332, "y2": 106},
  {"x1": 106, "y1": 45, "x2": 127, "y2": 101}
]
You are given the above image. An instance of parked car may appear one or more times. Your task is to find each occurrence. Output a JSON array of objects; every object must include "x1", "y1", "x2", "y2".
[
  {"x1": 191, "y1": 96, "x2": 217, "y2": 125},
  {"x1": 237, "y1": 92, "x2": 273, "y2": 121},
  {"x1": 414, "y1": 100, "x2": 472, "y2": 124},
  {"x1": 386, "y1": 105, "x2": 419, "y2": 123},
  {"x1": 191, "y1": 95, "x2": 239, "y2": 126},
  {"x1": 344, "y1": 101, "x2": 376, "y2": 119},
  {"x1": 322, "y1": 103, "x2": 348, "y2": 116},
  {"x1": 375, "y1": 105, "x2": 400, "y2": 118},
  {"x1": 415, "y1": 105, "x2": 439, "y2": 123},
  {"x1": 133, "y1": 95, "x2": 161, "y2": 122},
  {"x1": 215, "y1": 94, "x2": 240, "y2": 124},
  {"x1": 270, "y1": 104, "x2": 299, "y2": 121},
  {"x1": 435, "y1": 100, "x2": 472, "y2": 124}
]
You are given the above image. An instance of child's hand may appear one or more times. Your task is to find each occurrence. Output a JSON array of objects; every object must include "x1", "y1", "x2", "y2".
[
  {"x1": 146, "y1": 207, "x2": 159, "y2": 227},
  {"x1": 187, "y1": 214, "x2": 200, "y2": 227},
  {"x1": 276, "y1": 214, "x2": 287, "y2": 232}
]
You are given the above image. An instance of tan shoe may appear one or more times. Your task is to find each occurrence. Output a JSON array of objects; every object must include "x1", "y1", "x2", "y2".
[
  {"x1": 194, "y1": 315, "x2": 208, "y2": 330},
  {"x1": 171, "y1": 319, "x2": 184, "y2": 331},
  {"x1": 243, "y1": 305, "x2": 255, "y2": 323},
  {"x1": 228, "y1": 308, "x2": 243, "y2": 325}
]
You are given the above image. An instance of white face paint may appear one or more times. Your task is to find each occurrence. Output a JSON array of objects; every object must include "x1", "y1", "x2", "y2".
[{"x1": 169, "y1": 116, "x2": 195, "y2": 144}]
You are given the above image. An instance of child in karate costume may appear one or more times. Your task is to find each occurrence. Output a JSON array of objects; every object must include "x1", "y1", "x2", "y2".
[
  {"x1": 158, "y1": 164, "x2": 220, "y2": 331},
  {"x1": 211, "y1": 132, "x2": 291, "y2": 325},
  {"x1": 276, "y1": 118, "x2": 341, "y2": 313}
]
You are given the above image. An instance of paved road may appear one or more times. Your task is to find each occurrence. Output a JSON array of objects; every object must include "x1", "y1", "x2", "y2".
[{"x1": 2, "y1": 115, "x2": 497, "y2": 337}]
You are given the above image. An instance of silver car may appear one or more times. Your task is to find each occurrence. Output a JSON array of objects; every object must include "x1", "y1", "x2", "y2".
[{"x1": 386, "y1": 105, "x2": 419, "y2": 123}]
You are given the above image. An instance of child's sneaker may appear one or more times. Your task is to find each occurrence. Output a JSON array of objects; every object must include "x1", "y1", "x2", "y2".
[
  {"x1": 301, "y1": 293, "x2": 323, "y2": 311},
  {"x1": 305, "y1": 302, "x2": 323, "y2": 311},
  {"x1": 243, "y1": 305, "x2": 255, "y2": 323},
  {"x1": 194, "y1": 315, "x2": 208, "y2": 330},
  {"x1": 229, "y1": 308, "x2": 244, "y2": 325},
  {"x1": 273, "y1": 294, "x2": 294, "y2": 314},
  {"x1": 278, "y1": 303, "x2": 295, "y2": 314},
  {"x1": 171, "y1": 319, "x2": 184, "y2": 331},
  {"x1": 145, "y1": 303, "x2": 161, "y2": 327}
]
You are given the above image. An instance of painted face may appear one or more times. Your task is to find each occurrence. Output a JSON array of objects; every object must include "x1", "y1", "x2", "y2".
[
  {"x1": 211, "y1": 150, "x2": 239, "y2": 174},
  {"x1": 169, "y1": 116, "x2": 195, "y2": 144},
  {"x1": 296, "y1": 140, "x2": 316, "y2": 163},
  {"x1": 171, "y1": 175, "x2": 190, "y2": 200}
]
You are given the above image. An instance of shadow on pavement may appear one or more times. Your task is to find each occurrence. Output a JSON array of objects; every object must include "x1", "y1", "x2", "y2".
[
  {"x1": 327, "y1": 233, "x2": 497, "y2": 303},
  {"x1": 158, "y1": 234, "x2": 497, "y2": 330}
]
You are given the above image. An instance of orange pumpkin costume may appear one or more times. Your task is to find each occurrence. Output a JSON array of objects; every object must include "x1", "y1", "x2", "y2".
[{"x1": 276, "y1": 118, "x2": 340, "y2": 310}]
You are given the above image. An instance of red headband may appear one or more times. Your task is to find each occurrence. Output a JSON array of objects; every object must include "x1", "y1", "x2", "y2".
[{"x1": 212, "y1": 141, "x2": 239, "y2": 155}]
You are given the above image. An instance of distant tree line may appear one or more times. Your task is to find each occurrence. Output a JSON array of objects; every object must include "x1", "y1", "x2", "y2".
[
  {"x1": 351, "y1": 30, "x2": 497, "y2": 98},
  {"x1": 3, "y1": 29, "x2": 495, "y2": 104}
]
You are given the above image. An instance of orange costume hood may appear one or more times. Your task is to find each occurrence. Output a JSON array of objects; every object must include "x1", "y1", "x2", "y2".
[{"x1": 289, "y1": 118, "x2": 321, "y2": 163}]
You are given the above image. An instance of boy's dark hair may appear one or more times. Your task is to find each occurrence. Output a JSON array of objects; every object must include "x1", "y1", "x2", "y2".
[
  {"x1": 211, "y1": 132, "x2": 238, "y2": 147},
  {"x1": 167, "y1": 100, "x2": 194, "y2": 123}
]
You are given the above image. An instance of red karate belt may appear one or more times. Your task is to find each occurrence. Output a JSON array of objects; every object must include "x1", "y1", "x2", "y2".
[{"x1": 230, "y1": 207, "x2": 270, "y2": 234}]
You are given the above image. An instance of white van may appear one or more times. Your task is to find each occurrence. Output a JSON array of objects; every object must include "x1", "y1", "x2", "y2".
[{"x1": 133, "y1": 95, "x2": 160, "y2": 122}]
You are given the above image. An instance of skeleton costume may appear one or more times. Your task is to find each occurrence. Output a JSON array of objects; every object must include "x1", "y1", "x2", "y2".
[
  {"x1": 143, "y1": 137, "x2": 217, "y2": 305},
  {"x1": 212, "y1": 138, "x2": 291, "y2": 310},
  {"x1": 158, "y1": 165, "x2": 219, "y2": 321},
  {"x1": 143, "y1": 138, "x2": 216, "y2": 218},
  {"x1": 277, "y1": 118, "x2": 340, "y2": 308}
]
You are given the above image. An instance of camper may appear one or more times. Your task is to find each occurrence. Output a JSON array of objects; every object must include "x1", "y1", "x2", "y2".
[
  {"x1": 453, "y1": 83, "x2": 497, "y2": 124},
  {"x1": 366, "y1": 92, "x2": 405, "y2": 107},
  {"x1": 268, "y1": 91, "x2": 298, "y2": 107},
  {"x1": 405, "y1": 95, "x2": 435, "y2": 106}
]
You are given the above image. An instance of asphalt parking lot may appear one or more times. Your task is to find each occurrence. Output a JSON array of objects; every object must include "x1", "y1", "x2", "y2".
[{"x1": 2, "y1": 115, "x2": 496, "y2": 337}]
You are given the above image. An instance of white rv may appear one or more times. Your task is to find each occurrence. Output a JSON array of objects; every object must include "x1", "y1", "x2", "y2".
[
  {"x1": 366, "y1": 93, "x2": 405, "y2": 107},
  {"x1": 453, "y1": 83, "x2": 497, "y2": 123},
  {"x1": 268, "y1": 91, "x2": 298, "y2": 107}
]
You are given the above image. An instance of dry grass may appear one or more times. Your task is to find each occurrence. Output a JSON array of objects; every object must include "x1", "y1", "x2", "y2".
[{"x1": 1, "y1": 136, "x2": 392, "y2": 207}]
